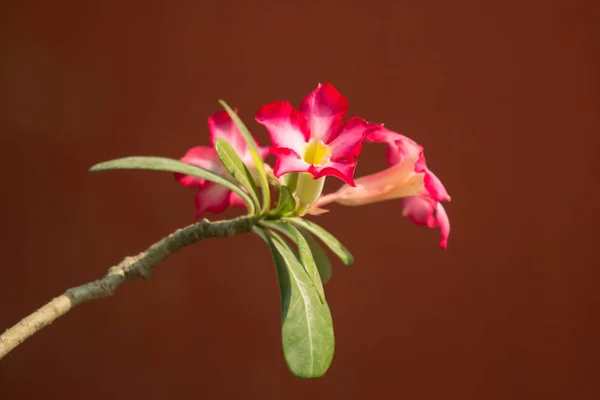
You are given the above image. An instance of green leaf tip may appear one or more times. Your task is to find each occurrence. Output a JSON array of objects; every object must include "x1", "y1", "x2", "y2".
[
  {"x1": 88, "y1": 156, "x2": 256, "y2": 215},
  {"x1": 298, "y1": 227, "x2": 333, "y2": 285},
  {"x1": 218, "y1": 100, "x2": 271, "y2": 214},
  {"x1": 288, "y1": 218, "x2": 354, "y2": 266},
  {"x1": 214, "y1": 138, "x2": 261, "y2": 211}
]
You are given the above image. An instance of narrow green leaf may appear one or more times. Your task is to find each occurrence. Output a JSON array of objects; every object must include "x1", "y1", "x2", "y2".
[
  {"x1": 253, "y1": 226, "x2": 335, "y2": 378},
  {"x1": 298, "y1": 227, "x2": 333, "y2": 285},
  {"x1": 218, "y1": 100, "x2": 270, "y2": 214},
  {"x1": 259, "y1": 221, "x2": 325, "y2": 303},
  {"x1": 288, "y1": 218, "x2": 354, "y2": 266},
  {"x1": 273, "y1": 185, "x2": 296, "y2": 216},
  {"x1": 214, "y1": 138, "x2": 260, "y2": 210},
  {"x1": 89, "y1": 156, "x2": 255, "y2": 215}
]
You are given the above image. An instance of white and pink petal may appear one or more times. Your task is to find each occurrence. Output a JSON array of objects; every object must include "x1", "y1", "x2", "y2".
[
  {"x1": 328, "y1": 117, "x2": 376, "y2": 160},
  {"x1": 175, "y1": 146, "x2": 222, "y2": 187},
  {"x1": 365, "y1": 127, "x2": 422, "y2": 167},
  {"x1": 255, "y1": 101, "x2": 309, "y2": 155},
  {"x1": 208, "y1": 110, "x2": 247, "y2": 155},
  {"x1": 193, "y1": 182, "x2": 232, "y2": 218},
  {"x1": 311, "y1": 159, "x2": 357, "y2": 187},
  {"x1": 271, "y1": 148, "x2": 312, "y2": 177}
]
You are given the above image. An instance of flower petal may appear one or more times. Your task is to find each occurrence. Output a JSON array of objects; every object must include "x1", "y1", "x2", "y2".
[
  {"x1": 328, "y1": 117, "x2": 376, "y2": 160},
  {"x1": 240, "y1": 141, "x2": 271, "y2": 165},
  {"x1": 255, "y1": 101, "x2": 309, "y2": 154},
  {"x1": 367, "y1": 127, "x2": 451, "y2": 202},
  {"x1": 208, "y1": 110, "x2": 247, "y2": 155},
  {"x1": 435, "y1": 202, "x2": 450, "y2": 250},
  {"x1": 311, "y1": 159, "x2": 357, "y2": 186},
  {"x1": 314, "y1": 181, "x2": 397, "y2": 208},
  {"x1": 228, "y1": 191, "x2": 248, "y2": 209},
  {"x1": 365, "y1": 127, "x2": 422, "y2": 167},
  {"x1": 256, "y1": 142, "x2": 271, "y2": 160},
  {"x1": 306, "y1": 205, "x2": 330, "y2": 215},
  {"x1": 174, "y1": 146, "x2": 221, "y2": 187},
  {"x1": 271, "y1": 145, "x2": 357, "y2": 185},
  {"x1": 415, "y1": 153, "x2": 451, "y2": 202},
  {"x1": 403, "y1": 195, "x2": 437, "y2": 227},
  {"x1": 271, "y1": 148, "x2": 312, "y2": 177},
  {"x1": 300, "y1": 83, "x2": 348, "y2": 143},
  {"x1": 402, "y1": 195, "x2": 450, "y2": 249},
  {"x1": 194, "y1": 182, "x2": 232, "y2": 218}
]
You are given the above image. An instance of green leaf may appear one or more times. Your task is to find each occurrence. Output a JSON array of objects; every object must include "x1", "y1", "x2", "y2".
[
  {"x1": 214, "y1": 138, "x2": 260, "y2": 210},
  {"x1": 298, "y1": 227, "x2": 333, "y2": 285},
  {"x1": 259, "y1": 221, "x2": 325, "y2": 303},
  {"x1": 89, "y1": 156, "x2": 255, "y2": 215},
  {"x1": 218, "y1": 100, "x2": 270, "y2": 214},
  {"x1": 253, "y1": 227, "x2": 335, "y2": 379},
  {"x1": 273, "y1": 185, "x2": 296, "y2": 217},
  {"x1": 288, "y1": 218, "x2": 354, "y2": 266}
]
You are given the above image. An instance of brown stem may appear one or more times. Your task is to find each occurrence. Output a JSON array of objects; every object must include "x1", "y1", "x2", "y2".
[{"x1": 0, "y1": 216, "x2": 256, "y2": 360}]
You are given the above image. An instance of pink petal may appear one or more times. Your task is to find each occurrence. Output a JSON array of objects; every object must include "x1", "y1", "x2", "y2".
[
  {"x1": 255, "y1": 101, "x2": 309, "y2": 155},
  {"x1": 403, "y1": 195, "x2": 438, "y2": 228},
  {"x1": 228, "y1": 191, "x2": 248, "y2": 209},
  {"x1": 435, "y1": 202, "x2": 450, "y2": 250},
  {"x1": 424, "y1": 168, "x2": 451, "y2": 202},
  {"x1": 208, "y1": 110, "x2": 247, "y2": 155},
  {"x1": 256, "y1": 141, "x2": 271, "y2": 160},
  {"x1": 402, "y1": 195, "x2": 450, "y2": 249},
  {"x1": 240, "y1": 141, "x2": 271, "y2": 165},
  {"x1": 311, "y1": 159, "x2": 357, "y2": 187},
  {"x1": 272, "y1": 148, "x2": 312, "y2": 177},
  {"x1": 193, "y1": 182, "x2": 232, "y2": 218},
  {"x1": 365, "y1": 127, "x2": 422, "y2": 166},
  {"x1": 299, "y1": 82, "x2": 348, "y2": 143},
  {"x1": 174, "y1": 146, "x2": 221, "y2": 187},
  {"x1": 272, "y1": 147, "x2": 357, "y2": 186},
  {"x1": 328, "y1": 117, "x2": 375, "y2": 160},
  {"x1": 367, "y1": 127, "x2": 451, "y2": 202},
  {"x1": 414, "y1": 153, "x2": 451, "y2": 202},
  {"x1": 259, "y1": 147, "x2": 271, "y2": 160}
]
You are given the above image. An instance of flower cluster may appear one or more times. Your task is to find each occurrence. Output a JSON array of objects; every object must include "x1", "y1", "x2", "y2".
[{"x1": 176, "y1": 83, "x2": 451, "y2": 248}]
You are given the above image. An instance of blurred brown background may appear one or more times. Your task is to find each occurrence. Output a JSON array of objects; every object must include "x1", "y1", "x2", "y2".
[{"x1": 1, "y1": 0, "x2": 598, "y2": 399}]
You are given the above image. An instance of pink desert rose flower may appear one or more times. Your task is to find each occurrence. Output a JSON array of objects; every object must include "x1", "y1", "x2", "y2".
[
  {"x1": 255, "y1": 83, "x2": 376, "y2": 186},
  {"x1": 175, "y1": 110, "x2": 269, "y2": 218},
  {"x1": 313, "y1": 127, "x2": 451, "y2": 249}
]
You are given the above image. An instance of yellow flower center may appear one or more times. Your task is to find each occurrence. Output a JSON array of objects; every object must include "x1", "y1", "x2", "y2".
[{"x1": 303, "y1": 139, "x2": 331, "y2": 165}]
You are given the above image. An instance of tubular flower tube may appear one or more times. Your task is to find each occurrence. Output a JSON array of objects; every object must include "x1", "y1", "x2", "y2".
[
  {"x1": 175, "y1": 110, "x2": 269, "y2": 218},
  {"x1": 312, "y1": 127, "x2": 451, "y2": 249},
  {"x1": 255, "y1": 83, "x2": 378, "y2": 208}
]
